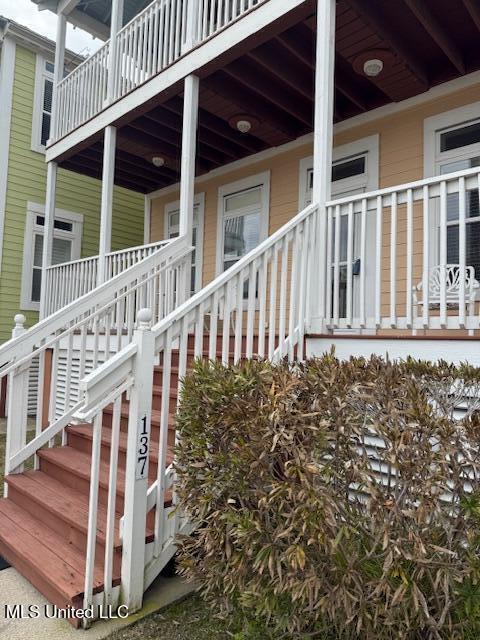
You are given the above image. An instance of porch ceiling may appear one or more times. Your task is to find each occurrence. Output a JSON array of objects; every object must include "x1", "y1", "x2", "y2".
[{"x1": 59, "y1": 0, "x2": 480, "y2": 194}]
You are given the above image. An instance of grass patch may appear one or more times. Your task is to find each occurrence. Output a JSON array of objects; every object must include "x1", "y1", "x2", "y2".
[{"x1": 107, "y1": 594, "x2": 281, "y2": 640}]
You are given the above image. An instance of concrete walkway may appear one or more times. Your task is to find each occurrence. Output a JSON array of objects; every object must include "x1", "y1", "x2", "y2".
[{"x1": 0, "y1": 567, "x2": 195, "y2": 640}]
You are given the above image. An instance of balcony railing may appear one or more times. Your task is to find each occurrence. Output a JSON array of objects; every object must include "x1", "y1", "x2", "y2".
[
  {"x1": 44, "y1": 240, "x2": 170, "y2": 316},
  {"x1": 326, "y1": 167, "x2": 480, "y2": 333},
  {"x1": 54, "y1": 0, "x2": 266, "y2": 141}
]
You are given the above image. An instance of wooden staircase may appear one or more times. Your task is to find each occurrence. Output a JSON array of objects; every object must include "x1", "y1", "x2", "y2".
[
  {"x1": 0, "y1": 357, "x2": 180, "y2": 626},
  {"x1": 0, "y1": 337, "x2": 250, "y2": 625}
]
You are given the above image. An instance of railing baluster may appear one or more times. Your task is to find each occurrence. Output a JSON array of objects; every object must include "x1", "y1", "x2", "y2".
[
  {"x1": 333, "y1": 204, "x2": 341, "y2": 328},
  {"x1": 375, "y1": 196, "x2": 382, "y2": 329},
  {"x1": 439, "y1": 180, "x2": 447, "y2": 328},
  {"x1": 346, "y1": 202, "x2": 354, "y2": 328},
  {"x1": 257, "y1": 251, "x2": 268, "y2": 358},
  {"x1": 459, "y1": 176, "x2": 466, "y2": 329},
  {"x1": 359, "y1": 198, "x2": 367, "y2": 328},
  {"x1": 278, "y1": 235, "x2": 289, "y2": 357},
  {"x1": 406, "y1": 188, "x2": 413, "y2": 328},
  {"x1": 389, "y1": 191, "x2": 397, "y2": 328},
  {"x1": 246, "y1": 261, "x2": 256, "y2": 358},
  {"x1": 268, "y1": 247, "x2": 278, "y2": 359},
  {"x1": 422, "y1": 185, "x2": 430, "y2": 329}
]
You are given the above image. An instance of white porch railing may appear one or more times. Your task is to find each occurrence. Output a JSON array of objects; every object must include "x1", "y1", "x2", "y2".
[
  {"x1": 54, "y1": 0, "x2": 267, "y2": 141},
  {"x1": 44, "y1": 240, "x2": 169, "y2": 316},
  {"x1": 325, "y1": 166, "x2": 480, "y2": 333}
]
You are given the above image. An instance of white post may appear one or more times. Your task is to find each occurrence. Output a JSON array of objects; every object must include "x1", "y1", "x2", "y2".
[
  {"x1": 107, "y1": 0, "x2": 124, "y2": 102},
  {"x1": 40, "y1": 10, "x2": 67, "y2": 318},
  {"x1": 40, "y1": 162, "x2": 58, "y2": 319},
  {"x1": 4, "y1": 315, "x2": 28, "y2": 493},
  {"x1": 97, "y1": 125, "x2": 117, "y2": 285},
  {"x1": 50, "y1": 11, "x2": 66, "y2": 143},
  {"x1": 310, "y1": 0, "x2": 336, "y2": 332},
  {"x1": 179, "y1": 75, "x2": 199, "y2": 241},
  {"x1": 121, "y1": 308, "x2": 155, "y2": 611}
]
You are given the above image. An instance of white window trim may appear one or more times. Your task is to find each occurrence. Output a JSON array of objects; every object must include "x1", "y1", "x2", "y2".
[
  {"x1": 20, "y1": 202, "x2": 84, "y2": 311},
  {"x1": 298, "y1": 134, "x2": 380, "y2": 209},
  {"x1": 216, "y1": 171, "x2": 270, "y2": 276},
  {"x1": 424, "y1": 101, "x2": 480, "y2": 177},
  {"x1": 424, "y1": 102, "x2": 480, "y2": 267},
  {"x1": 164, "y1": 192, "x2": 205, "y2": 292},
  {"x1": 31, "y1": 54, "x2": 54, "y2": 154}
]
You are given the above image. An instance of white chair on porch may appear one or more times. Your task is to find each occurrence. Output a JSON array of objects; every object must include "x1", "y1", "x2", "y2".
[{"x1": 412, "y1": 265, "x2": 479, "y2": 335}]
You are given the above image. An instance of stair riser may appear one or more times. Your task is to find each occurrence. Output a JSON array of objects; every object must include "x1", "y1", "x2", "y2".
[
  {"x1": 6, "y1": 484, "x2": 122, "y2": 565},
  {"x1": 103, "y1": 407, "x2": 178, "y2": 437},
  {"x1": 0, "y1": 536, "x2": 84, "y2": 628},
  {"x1": 66, "y1": 432, "x2": 164, "y2": 482},
  {"x1": 38, "y1": 457, "x2": 125, "y2": 514}
]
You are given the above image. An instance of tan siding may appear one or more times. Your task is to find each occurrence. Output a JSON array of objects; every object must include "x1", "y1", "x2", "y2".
[{"x1": 150, "y1": 84, "x2": 480, "y2": 299}]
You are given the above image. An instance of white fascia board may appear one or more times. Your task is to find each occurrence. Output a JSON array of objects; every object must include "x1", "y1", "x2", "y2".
[
  {"x1": 46, "y1": 0, "x2": 307, "y2": 162},
  {"x1": 0, "y1": 36, "x2": 16, "y2": 276}
]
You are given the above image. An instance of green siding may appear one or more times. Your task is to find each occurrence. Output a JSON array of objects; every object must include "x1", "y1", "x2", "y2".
[{"x1": 0, "y1": 45, "x2": 144, "y2": 343}]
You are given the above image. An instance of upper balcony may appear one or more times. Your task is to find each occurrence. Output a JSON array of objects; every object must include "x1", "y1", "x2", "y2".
[
  {"x1": 45, "y1": 0, "x2": 480, "y2": 194},
  {"x1": 46, "y1": 0, "x2": 313, "y2": 161}
]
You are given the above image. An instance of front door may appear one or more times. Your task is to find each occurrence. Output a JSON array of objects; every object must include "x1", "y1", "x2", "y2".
[{"x1": 303, "y1": 147, "x2": 377, "y2": 323}]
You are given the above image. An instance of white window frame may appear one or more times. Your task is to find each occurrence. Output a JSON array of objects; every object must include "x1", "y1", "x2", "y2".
[
  {"x1": 31, "y1": 54, "x2": 54, "y2": 154},
  {"x1": 164, "y1": 192, "x2": 205, "y2": 293},
  {"x1": 298, "y1": 134, "x2": 380, "y2": 209},
  {"x1": 424, "y1": 102, "x2": 480, "y2": 267},
  {"x1": 21, "y1": 202, "x2": 83, "y2": 311},
  {"x1": 216, "y1": 171, "x2": 270, "y2": 276}
]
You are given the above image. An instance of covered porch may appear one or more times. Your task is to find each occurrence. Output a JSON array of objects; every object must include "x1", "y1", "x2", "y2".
[{"x1": 42, "y1": 0, "x2": 480, "y2": 336}]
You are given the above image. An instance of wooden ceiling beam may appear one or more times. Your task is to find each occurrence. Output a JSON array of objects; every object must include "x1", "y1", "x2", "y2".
[
  {"x1": 85, "y1": 145, "x2": 178, "y2": 183},
  {"x1": 247, "y1": 43, "x2": 314, "y2": 100},
  {"x1": 404, "y1": 0, "x2": 465, "y2": 74},
  {"x1": 462, "y1": 0, "x2": 480, "y2": 33},
  {"x1": 62, "y1": 159, "x2": 152, "y2": 193},
  {"x1": 345, "y1": 0, "x2": 429, "y2": 87},
  {"x1": 144, "y1": 109, "x2": 240, "y2": 159},
  {"x1": 223, "y1": 59, "x2": 313, "y2": 127},
  {"x1": 164, "y1": 97, "x2": 266, "y2": 154},
  {"x1": 118, "y1": 127, "x2": 214, "y2": 174},
  {"x1": 72, "y1": 150, "x2": 163, "y2": 191},
  {"x1": 129, "y1": 117, "x2": 228, "y2": 166},
  {"x1": 274, "y1": 25, "x2": 314, "y2": 68},
  {"x1": 204, "y1": 72, "x2": 303, "y2": 139}
]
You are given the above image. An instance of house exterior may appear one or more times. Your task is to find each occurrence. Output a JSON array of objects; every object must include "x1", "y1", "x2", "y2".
[
  {"x1": 0, "y1": 16, "x2": 145, "y2": 345},
  {"x1": 0, "y1": 0, "x2": 479, "y2": 628}
]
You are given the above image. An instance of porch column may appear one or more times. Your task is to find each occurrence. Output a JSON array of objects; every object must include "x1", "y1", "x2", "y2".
[
  {"x1": 309, "y1": 0, "x2": 336, "y2": 332},
  {"x1": 40, "y1": 11, "x2": 67, "y2": 319},
  {"x1": 97, "y1": 125, "x2": 117, "y2": 285},
  {"x1": 178, "y1": 74, "x2": 199, "y2": 298},
  {"x1": 107, "y1": 0, "x2": 124, "y2": 102}
]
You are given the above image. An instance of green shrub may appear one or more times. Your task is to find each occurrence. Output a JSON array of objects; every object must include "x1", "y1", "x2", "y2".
[{"x1": 174, "y1": 353, "x2": 480, "y2": 639}]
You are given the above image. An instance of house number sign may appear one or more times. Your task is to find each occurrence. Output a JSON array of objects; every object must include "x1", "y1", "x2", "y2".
[{"x1": 136, "y1": 415, "x2": 150, "y2": 480}]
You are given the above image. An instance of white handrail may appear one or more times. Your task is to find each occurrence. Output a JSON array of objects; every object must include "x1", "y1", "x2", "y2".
[
  {"x1": 0, "y1": 236, "x2": 188, "y2": 369},
  {"x1": 152, "y1": 203, "x2": 318, "y2": 337},
  {"x1": 324, "y1": 166, "x2": 480, "y2": 333},
  {"x1": 44, "y1": 240, "x2": 170, "y2": 316}
]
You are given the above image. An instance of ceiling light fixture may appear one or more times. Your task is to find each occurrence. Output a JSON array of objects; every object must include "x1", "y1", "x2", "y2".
[
  {"x1": 228, "y1": 114, "x2": 260, "y2": 134},
  {"x1": 236, "y1": 119, "x2": 252, "y2": 134},
  {"x1": 363, "y1": 58, "x2": 384, "y2": 77},
  {"x1": 152, "y1": 156, "x2": 165, "y2": 167}
]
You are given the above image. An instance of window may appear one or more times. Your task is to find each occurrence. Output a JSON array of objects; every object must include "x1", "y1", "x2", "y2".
[
  {"x1": 32, "y1": 56, "x2": 54, "y2": 152},
  {"x1": 425, "y1": 104, "x2": 480, "y2": 279},
  {"x1": 299, "y1": 135, "x2": 379, "y2": 209},
  {"x1": 216, "y1": 172, "x2": 270, "y2": 277},
  {"x1": 164, "y1": 194, "x2": 205, "y2": 294},
  {"x1": 21, "y1": 203, "x2": 83, "y2": 311}
]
